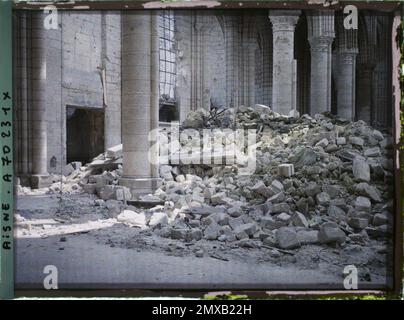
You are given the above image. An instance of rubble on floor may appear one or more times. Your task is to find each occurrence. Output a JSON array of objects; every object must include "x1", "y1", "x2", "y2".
[{"x1": 18, "y1": 105, "x2": 394, "y2": 255}]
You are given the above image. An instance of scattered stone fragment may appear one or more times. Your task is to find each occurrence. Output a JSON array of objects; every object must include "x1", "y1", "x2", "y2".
[
  {"x1": 117, "y1": 210, "x2": 146, "y2": 228},
  {"x1": 350, "y1": 136, "x2": 364, "y2": 146},
  {"x1": 354, "y1": 196, "x2": 371, "y2": 213},
  {"x1": 292, "y1": 212, "x2": 308, "y2": 228},
  {"x1": 234, "y1": 223, "x2": 257, "y2": 237},
  {"x1": 278, "y1": 164, "x2": 295, "y2": 177},
  {"x1": 297, "y1": 230, "x2": 319, "y2": 244},
  {"x1": 372, "y1": 212, "x2": 389, "y2": 226},
  {"x1": 348, "y1": 217, "x2": 369, "y2": 230},
  {"x1": 316, "y1": 192, "x2": 330, "y2": 206},
  {"x1": 364, "y1": 147, "x2": 381, "y2": 157},
  {"x1": 318, "y1": 222, "x2": 346, "y2": 244},
  {"x1": 276, "y1": 227, "x2": 300, "y2": 249},
  {"x1": 149, "y1": 212, "x2": 169, "y2": 227},
  {"x1": 352, "y1": 158, "x2": 370, "y2": 182}
]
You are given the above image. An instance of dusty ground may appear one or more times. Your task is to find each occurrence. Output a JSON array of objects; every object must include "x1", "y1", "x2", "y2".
[{"x1": 15, "y1": 192, "x2": 391, "y2": 290}]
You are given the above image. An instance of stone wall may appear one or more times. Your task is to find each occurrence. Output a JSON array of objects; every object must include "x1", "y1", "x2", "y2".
[{"x1": 13, "y1": 11, "x2": 121, "y2": 175}]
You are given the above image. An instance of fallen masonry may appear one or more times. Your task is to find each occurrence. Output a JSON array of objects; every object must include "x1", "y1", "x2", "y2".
[{"x1": 19, "y1": 105, "x2": 394, "y2": 257}]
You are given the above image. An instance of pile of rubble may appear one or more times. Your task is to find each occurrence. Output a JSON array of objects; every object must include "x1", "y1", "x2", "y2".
[{"x1": 35, "y1": 104, "x2": 395, "y2": 251}]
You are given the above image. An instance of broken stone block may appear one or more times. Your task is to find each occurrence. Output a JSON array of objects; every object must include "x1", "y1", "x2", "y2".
[
  {"x1": 160, "y1": 165, "x2": 174, "y2": 181},
  {"x1": 278, "y1": 163, "x2": 295, "y2": 177},
  {"x1": 318, "y1": 222, "x2": 346, "y2": 244},
  {"x1": 322, "y1": 185, "x2": 342, "y2": 199},
  {"x1": 272, "y1": 202, "x2": 290, "y2": 214},
  {"x1": 234, "y1": 223, "x2": 257, "y2": 237},
  {"x1": 269, "y1": 180, "x2": 284, "y2": 195},
  {"x1": 354, "y1": 196, "x2": 371, "y2": 212},
  {"x1": 82, "y1": 183, "x2": 97, "y2": 194},
  {"x1": 99, "y1": 185, "x2": 116, "y2": 200},
  {"x1": 117, "y1": 210, "x2": 146, "y2": 228},
  {"x1": 276, "y1": 212, "x2": 291, "y2": 224},
  {"x1": 365, "y1": 225, "x2": 391, "y2": 239},
  {"x1": 210, "y1": 192, "x2": 227, "y2": 205},
  {"x1": 63, "y1": 164, "x2": 75, "y2": 176},
  {"x1": 372, "y1": 212, "x2": 389, "y2": 226},
  {"x1": 187, "y1": 228, "x2": 203, "y2": 241},
  {"x1": 267, "y1": 192, "x2": 285, "y2": 204},
  {"x1": 327, "y1": 205, "x2": 346, "y2": 222},
  {"x1": 175, "y1": 175, "x2": 185, "y2": 183},
  {"x1": 71, "y1": 161, "x2": 82, "y2": 170},
  {"x1": 235, "y1": 230, "x2": 249, "y2": 240},
  {"x1": 205, "y1": 212, "x2": 230, "y2": 226},
  {"x1": 106, "y1": 144, "x2": 122, "y2": 159},
  {"x1": 253, "y1": 104, "x2": 271, "y2": 114},
  {"x1": 316, "y1": 192, "x2": 330, "y2": 206},
  {"x1": 276, "y1": 227, "x2": 300, "y2": 249},
  {"x1": 315, "y1": 138, "x2": 329, "y2": 148},
  {"x1": 149, "y1": 212, "x2": 169, "y2": 227},
  {"x1": 251, "y1": 181, "x2": 269, "y2": 197},
  {"x1": 204, "y1": 222, "x2": 221, "y2": 240},
  {"x1": 338, "y1": 149, "x2": 363, "y2": 162},
  {"x1": 227, "y1": 203, "x2": 243, "y2": 217},
  {"x1": 260, "y1": 216, "x2": 284, "y2": 230},
  {"x1": 353, "y1": 182, "x2": 381, "y2": 202},
  {"x1": 115, "y1": 187, "x2": 131, "y2": 201},
  {"x1": 348, "y1": 217, "x2": 369, "y2": 230},
  {"x1": 105, "y1": 199, "x2": 123, "y2": 217},
  {"x1": 262, "y1": 234, "x2": 277, "y2": 246},
  {"x1": 292, "y1": 212, "x2": 308, "y2": 228},
  {"x1": 139, "y1": 194, "x2": 163, "y2": 203},
  {"x1": 364, "y1": 147, "x2": 381, "y2": 157},
  {"x1": 296, "y1": 198, "x2": 309, "y2": 214},
  {"x1": 171, "y1": 228, "x2": 188, "y2": 240},
  {"x1": 297, "y1": 230, "x2": 319, "y2": 245},
  {"x1": 349, "y1": 136, "x2": 364, "y2": 146},
  {"x1": 352, "y1": 158, "x2": 370, "y2": 182},
  {"x1": 192, "y1": 193, "x2": 205, "y2": 204},
  {"x1": 371, "y1": 129, "x2": 384, "y2": 141},
  {"x1": 305, "y1": 183, "x2": 321, "y2": 197},
  {"x1": 293, "y1": 148, "x2": 318, "y2": 168},
  {"x1": 336, "y1": 137, "x2": 346, "y2": 145}
]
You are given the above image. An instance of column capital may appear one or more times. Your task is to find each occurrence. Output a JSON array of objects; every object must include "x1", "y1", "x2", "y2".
[
  {"x1": 269, "y1": 10, "x2": 301, "y2": 32},
  {"x1": 309, "y1": 36, "x2": 334, "y2": 52},
  {"x1": 337, "y1": 49, "x2": 358, "y2": 65}
]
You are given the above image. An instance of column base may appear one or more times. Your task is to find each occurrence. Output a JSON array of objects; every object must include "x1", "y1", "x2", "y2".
[
  {"x1": 119, "y1": 177, "x2": 162, "y2": 200},
  {"x1": 30, "y1": 174, "x2": 52, "y2": 189}
]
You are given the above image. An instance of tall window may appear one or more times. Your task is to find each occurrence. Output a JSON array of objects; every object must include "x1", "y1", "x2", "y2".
[{"x1": 159, "y1": 10, "x2": 176, "y2": 101}]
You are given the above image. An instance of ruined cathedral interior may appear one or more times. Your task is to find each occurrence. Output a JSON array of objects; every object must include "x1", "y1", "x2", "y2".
[{"x1": 13, "y1": 8, "x2": 395, "y2": 195}]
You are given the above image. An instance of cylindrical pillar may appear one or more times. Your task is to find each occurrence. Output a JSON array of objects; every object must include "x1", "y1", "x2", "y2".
[
  {"x1": 269, "y1": 10, "x2": 300, "y2": 115},
  {"x1": 31, "y1": 13, "x2": 48, "y2": 176},
  {"x1": 309, "y1": 36, "x2": 334, "y2": 115},
  {"x1": 356, "y1": 65, "x2": 374, "y2": 124},
  {"x1": 119, "y1": 11, "x2": 160, "y2": 197},
  {"x1": 336, "y1": 50, "x2": 357, "y2": 120}
]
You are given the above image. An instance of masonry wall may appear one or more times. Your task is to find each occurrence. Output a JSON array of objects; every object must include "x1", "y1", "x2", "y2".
[{"x1": 13, "y1": 11, "x2": 121, "y2": 175}]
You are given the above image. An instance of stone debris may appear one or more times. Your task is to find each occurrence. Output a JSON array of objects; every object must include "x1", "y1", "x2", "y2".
[{"x1": 22, "y1": 106, "x2": 394, "y2": 255}]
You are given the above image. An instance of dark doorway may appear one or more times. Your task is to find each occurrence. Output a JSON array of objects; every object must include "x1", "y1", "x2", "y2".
[{"x1": 66, "y1": 106, "x2": 104, "y2": 165}]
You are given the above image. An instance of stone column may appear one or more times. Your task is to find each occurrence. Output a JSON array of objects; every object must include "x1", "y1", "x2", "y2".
[
  {"x1": 355, "y1": 65, "x2": 373, "y2": 123},
  {"x1": 224, "y1": 14, "x2": 242, "y2": 108},
  {"x1": 336, "y1": 49, "x2": 358, "y2": 120},
  {"x1": 191, "y1": 14, "x2": 211, "y2": 110},
  {"x1": 243, "y1": 41, "x2": 257, "y2": 107},
  {"x1": 269, "y1": 10, "x2": 300, "y2": 115},
  {"x1": 307, "y1": 11, "x2": 335, "y2": 115},
  {"x1": 30, "y1": 13, "x2": 49, "y2": 188},
  {"x1": 119, "y1": 12, "x2": 160, "y2": 198}
]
